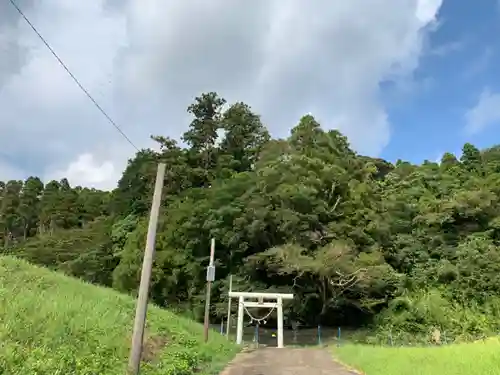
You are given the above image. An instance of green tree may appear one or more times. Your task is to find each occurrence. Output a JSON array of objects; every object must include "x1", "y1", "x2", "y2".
[
  {"x1": 111, "y1": 149, "x2": 158, "y2": 217},
  {"x1": 440, "y1": 152, "x2": 459, "y2": 170},
  {"x1": 461, "y1": 142, "x2": 482, "y2": 172},
  {"x1": 0, "y1": 180, "x2": 23, "y2": 246},
  {"x1": 38, "y1": 180, "x2": 61, "y2": 235},
  {"x1": 182, "y1": 92, "x2": 226, "y2": 186},
  {"x1": 18, "y1": 176, "x2": 43, "y2": 240},
  {"x1": 218, "y1": 102, "x2": 270, "y2": 173}
]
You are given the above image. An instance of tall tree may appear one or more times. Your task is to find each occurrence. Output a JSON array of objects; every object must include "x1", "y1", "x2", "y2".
[
  {"x1": 18, "y1": 176, "x2": 43, "y2": 240},
  {"x1": 182, "y1": 92, "x2": 226, "y2": 153},
  {"x1": 0, "y1": 180, "x2": 23, "y2": 246},
  {"x1": 461, "y1": 143, "x2": 482, "y2": 172},
  {"x1": 182, "y1": 92, "x2": 226, "y2": 186},
  {"x1": 77, "y1": 187, "x2": 109, "y2": 225},
  {"x1": 57, "y1": 178, "x2": 79, "y2": 229},
  {"x1": 38, "y1": 180, "x2": 61, "y2": 236},
  {"x1": 218, "y1": 102, "x2": 270, "y2": 173},
  {"x1": 111, "y1": 149, "x2": 158, "y2": 217}
]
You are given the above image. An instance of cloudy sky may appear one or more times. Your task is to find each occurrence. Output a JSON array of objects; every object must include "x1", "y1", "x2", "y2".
[{"x1": 1, "y1": 0, "x2": 499, "y2": 190}]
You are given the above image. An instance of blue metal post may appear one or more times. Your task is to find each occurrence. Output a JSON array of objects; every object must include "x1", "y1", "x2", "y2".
[{"x1": 253, "y1": 323, "x2": 260, "y2": 347}]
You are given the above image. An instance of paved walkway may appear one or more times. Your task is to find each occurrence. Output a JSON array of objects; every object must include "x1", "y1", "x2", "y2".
[{"x1": 219, "y1": 347, "x2": 360, "y2": 375}]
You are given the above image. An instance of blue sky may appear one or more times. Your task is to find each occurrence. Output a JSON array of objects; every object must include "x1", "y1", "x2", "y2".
[{"x1": 381, "y1": 0, "x2": 500, "y2": 163}]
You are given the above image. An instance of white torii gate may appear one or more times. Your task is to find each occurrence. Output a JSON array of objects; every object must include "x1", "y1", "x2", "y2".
[{"x1": 228, "y1": 291, "x2": 293, "y2": 348}]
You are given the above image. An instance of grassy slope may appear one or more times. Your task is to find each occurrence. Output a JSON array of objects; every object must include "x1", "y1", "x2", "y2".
[
  {"x1": 0, "y1": 256, "x2": 238, "y2": 375},
  {"x1": 333, "y1": 339, "x2": 500, "y2": 375}
]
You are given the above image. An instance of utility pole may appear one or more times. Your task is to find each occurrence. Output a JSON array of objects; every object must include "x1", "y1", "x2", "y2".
[
  {"x1": 226, "y1": 275, "x2": 233, "y2": 339},
  {"x1": 203, "y1": 238, "x2": 216, "y2": 342},
  {"x1": 127, "y1": 163, "x2": 166, "y2": 375}
]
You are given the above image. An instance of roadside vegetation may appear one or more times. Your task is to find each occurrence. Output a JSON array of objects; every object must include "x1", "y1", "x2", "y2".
[
  {"x1": 333, "y1": 338, "x2": 500, "y2": 375},
  {"x1": 0, "y1": 256, "x2": 238, "y2": 375}
]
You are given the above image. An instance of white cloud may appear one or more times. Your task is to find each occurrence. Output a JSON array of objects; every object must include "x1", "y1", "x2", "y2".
[
  {"x1": 0, "y1": 0, "x2": 442, "y2": 190},
  {"x1": 465, "y1": 89, "x2": 500, "y2": 135},
  {"x1": 45, "y1": 153, "x2": 120, "y2": 190},
  {"x1": 416, "y1": 0, "x2": 442, "y2": 23}
]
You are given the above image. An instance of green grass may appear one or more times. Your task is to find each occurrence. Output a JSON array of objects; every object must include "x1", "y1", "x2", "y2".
[
  {"x1": 333, "y1": 339, "x2": 500, "y2": 375},
  {"x1": 0, "y1": 256, "x2": 239, "y2": 375}
]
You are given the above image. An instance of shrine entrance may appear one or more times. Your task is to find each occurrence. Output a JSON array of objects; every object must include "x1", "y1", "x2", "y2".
[{"x1": 228, "y1": 291, "x2": 293, "y2": 348}]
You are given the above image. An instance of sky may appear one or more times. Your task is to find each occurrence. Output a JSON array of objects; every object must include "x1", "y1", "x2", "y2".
[{"x1": 0, "y1": 0, "x2": 499, "y2": 190}]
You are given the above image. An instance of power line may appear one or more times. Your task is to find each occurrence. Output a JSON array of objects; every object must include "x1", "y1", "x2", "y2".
[{"x1": 8, "y1": 0, "x2": 139, "y2": 151}]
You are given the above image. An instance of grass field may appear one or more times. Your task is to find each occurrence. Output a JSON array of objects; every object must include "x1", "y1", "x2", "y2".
[
  {"x1": 0, "y1": 256, "x2": 238, "y2": 375},
  {"x1": 333, "y1": 338, "x2": 500, "y2": 375}
]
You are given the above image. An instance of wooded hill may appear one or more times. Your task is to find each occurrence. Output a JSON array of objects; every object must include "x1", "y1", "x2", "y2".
[{"x1": 3, "y1": 92, "x2": 500, "y2": 343}]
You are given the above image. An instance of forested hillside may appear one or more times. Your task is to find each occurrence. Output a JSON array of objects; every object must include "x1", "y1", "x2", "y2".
[{"x1": 3, "y1": 92, "x2": 500, "y2": 343}]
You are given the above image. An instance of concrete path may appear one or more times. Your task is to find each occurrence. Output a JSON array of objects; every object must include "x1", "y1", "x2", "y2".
[{"x1": 219, "y1": 347, "x2": 360, "y2": 375}]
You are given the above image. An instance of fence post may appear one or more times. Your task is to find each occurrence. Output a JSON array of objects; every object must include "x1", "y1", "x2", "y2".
[{"x1": 255, "y1": 323, "x2": 259, "y2": 347}]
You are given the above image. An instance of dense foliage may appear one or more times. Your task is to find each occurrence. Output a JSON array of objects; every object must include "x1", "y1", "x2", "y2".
[
  {"x1": 0, "y1": 256, "x2": 237, "y2": 375},
  {"x1": 4, "y1": 92, "x2": 500, "y2": 342}
]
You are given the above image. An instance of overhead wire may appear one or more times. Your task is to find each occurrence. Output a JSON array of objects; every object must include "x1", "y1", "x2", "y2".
[{"x1": 8, "y1": 0, "x2": 139, "y2": 151}]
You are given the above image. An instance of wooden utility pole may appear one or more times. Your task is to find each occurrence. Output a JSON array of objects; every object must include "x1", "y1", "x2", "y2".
[
  {"x1": 127, "y1": 163, "x2": 166, "y2": 375},
  {"x1": 203, "y1": 238, "x2": 216, "y2": 342}
]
